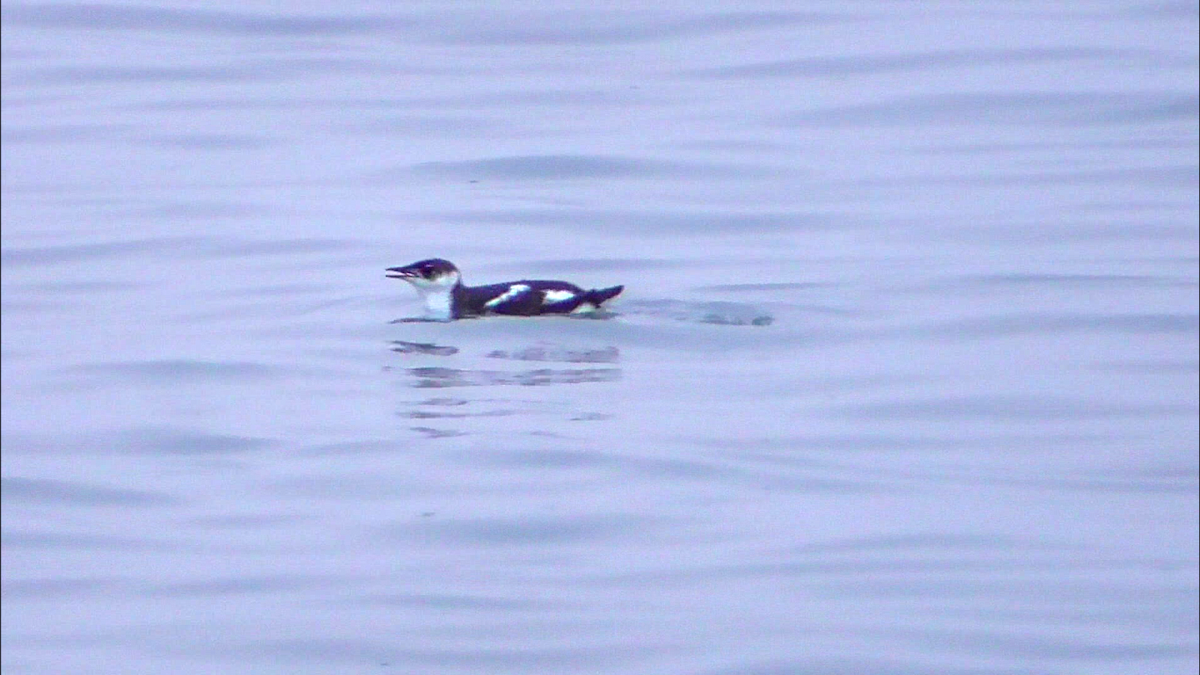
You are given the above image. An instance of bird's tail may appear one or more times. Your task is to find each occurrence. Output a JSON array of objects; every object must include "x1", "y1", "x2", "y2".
[{"x1": 584, "y1": 285, "x2": 623, "y2": 307}]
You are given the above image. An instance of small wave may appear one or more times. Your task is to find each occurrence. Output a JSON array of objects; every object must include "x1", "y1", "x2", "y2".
[{"x1": 620, "y1": 299, "x2": 773, "y2": 326}]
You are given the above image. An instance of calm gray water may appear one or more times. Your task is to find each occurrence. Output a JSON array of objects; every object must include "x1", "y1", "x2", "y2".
[{"x1": 2, "y1": 2, "x2": 1197, "y2": 674}]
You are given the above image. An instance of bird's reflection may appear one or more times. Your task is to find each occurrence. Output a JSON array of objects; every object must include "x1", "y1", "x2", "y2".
[
  {"x1": 407, "y1": 365, "x2": 619, "y2": 388},
  {"x1": 388, "y1": 340, "x2": 620, "y2": 438},
  {"x1": 390, "y1": 340, "x2": 459, "y2": 356}
]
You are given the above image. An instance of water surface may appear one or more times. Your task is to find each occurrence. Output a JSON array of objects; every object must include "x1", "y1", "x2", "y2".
[{"x1": 2, "y1": 2, "x2": 1197, "y2": 674}]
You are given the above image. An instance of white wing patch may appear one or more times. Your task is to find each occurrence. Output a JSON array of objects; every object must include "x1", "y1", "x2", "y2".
[
  {"x1": 484, "y1": 284, "x2": 531, "y2": 309},
  {"x1": 542, "y1": 289, "x2": 578, "y2": 305}
]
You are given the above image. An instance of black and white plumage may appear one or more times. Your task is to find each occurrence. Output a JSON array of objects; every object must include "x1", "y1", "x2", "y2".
[{"x1": 386, "y1": 258, "x2": 623, "y2": 321}]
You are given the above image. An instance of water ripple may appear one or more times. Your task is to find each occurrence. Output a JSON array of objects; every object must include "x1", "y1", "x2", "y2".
[
  {"x1": 1, "y1": 3, "x2": 396, "y2": 35},
  {"x1": 406, "y1": 154, "x2": 758, "y2": 181},
  {"x1": 781, "y1": 92, "x2": 1198, "y2": 127},
  {"x1": 0, "y1": 476, "x2": 176, "y2": 506},
  {"x1": 694, "y1": 47, "x2": 1164, "y2": 78}
]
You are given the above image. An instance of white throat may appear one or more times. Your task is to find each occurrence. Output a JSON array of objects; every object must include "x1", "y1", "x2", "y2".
[
  {"x1": 418, "y1": 287, "x2": 453, "y2": 321},
  {"x1": 406, "y1": 272, "x2": 460, "y2": 321}
]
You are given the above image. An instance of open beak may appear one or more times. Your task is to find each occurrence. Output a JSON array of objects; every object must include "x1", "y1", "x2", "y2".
[{"x1": 386, "y1": 266, "x2": 418, "y2": 280}]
